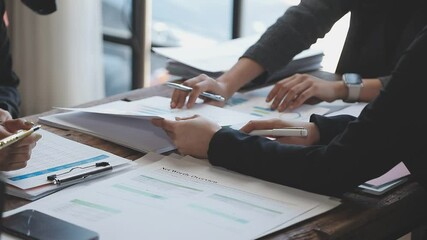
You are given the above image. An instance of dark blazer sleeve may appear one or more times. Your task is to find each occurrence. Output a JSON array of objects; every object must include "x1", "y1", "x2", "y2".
[
  {"x1": 0, "y1": 1, "x2": 21, "y2": 118},
  {"x1": 310, "y1": 114, "x2": 356, "y2": 145},
  {"x1": 242, "y1": 0, "x2": 352, "y2": 75},
  {"x1": 208, "y1": 25, "x2": 427, "y2": 196}
]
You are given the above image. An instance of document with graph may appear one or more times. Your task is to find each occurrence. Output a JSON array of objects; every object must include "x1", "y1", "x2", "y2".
[
  {"x1": 3, "y1": 154, "x2": 340, "y2": 240},
  {"x1": 225, "y1": 85, "x2": 350, "y2": 122}
]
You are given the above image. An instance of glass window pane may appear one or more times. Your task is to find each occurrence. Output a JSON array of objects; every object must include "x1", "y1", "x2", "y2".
[
  {"x1": 103, "y1": 42, "x2": 132, "y2": 96},
  {"x1": 241, "y1": 0, "x2": 298, "y2": 37},
  {"x1": 152, "y1": 0, "x2": 233, "y2": 47},
  {"x1": 102, "y1": 0, "x2": 132, "y2": 39}
]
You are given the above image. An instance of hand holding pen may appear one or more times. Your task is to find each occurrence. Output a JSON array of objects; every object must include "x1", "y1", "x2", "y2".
[
  {"x1": 240, "y1": 119, "x2": 320, "y2": 146},
  {"x1": 0, "y1": 120, "x2": 42, "y2": 171},
  {"x1": 168, "y1": 74, "x2": 229, "y2": 109}
]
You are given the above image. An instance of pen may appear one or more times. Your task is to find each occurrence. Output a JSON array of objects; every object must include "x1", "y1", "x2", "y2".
[
  {"x1": 0, "y1": 125, "x2": 41, "y2": 150},
  {"x1": 47, "y1": 162, "x2": 113, "y2": 185},
  {"x1": 248, "y1": 127, "x2": 308, "y2": 137},
  {"x1": 166, "y1": 82, "x2": 225, "y2": 102}
]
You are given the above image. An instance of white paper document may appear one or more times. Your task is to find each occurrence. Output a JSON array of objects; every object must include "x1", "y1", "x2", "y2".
[
  {"x1": 57, "y1": 96, "x2": 256, "y2": 126},
  {"x1": 153, "y1": 34, "x2": 323, "y2": 74},
  {"x1": 39, "y1": 96, "x2": 258, "y2": 154},
  {"x1": 225, "y1": 85, "x2": 337, "y2": 122},
  {"x1": 325, "y1": 102, "x2": 368, "y2": 117},
  {"x1": 4, "y1": 154, "x2": 340, "y2": 240},
  {"x1": 1, "y1": 129, "x2": 134, "y2": 200}
]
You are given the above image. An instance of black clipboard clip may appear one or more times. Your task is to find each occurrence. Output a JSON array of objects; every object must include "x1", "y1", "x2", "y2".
[{"x1": 47, "y1": 162, "x2": 112, "y2": 185}]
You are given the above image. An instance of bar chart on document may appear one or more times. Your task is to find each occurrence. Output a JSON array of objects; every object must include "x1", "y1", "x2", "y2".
[{"x1": 225, "y1": 85, "x2": 332, "y2": 122}]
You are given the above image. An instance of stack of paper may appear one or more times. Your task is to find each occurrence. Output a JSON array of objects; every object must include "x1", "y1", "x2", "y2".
[
  {"x1": 152, "y1": 35, "x2": 324, "y2": 87},
  {"x1": 39, "y1": 96, "x2": 259, "y2": 154},
  {"x1": 39, "y1": 90, "x2": 352, "y2": 155},
  {"x1": 1, "y1": 129, "x2": 134, "y2": 201},
  {"x1": 3, "y1": 152, "x2": 341, "y2": 240}
]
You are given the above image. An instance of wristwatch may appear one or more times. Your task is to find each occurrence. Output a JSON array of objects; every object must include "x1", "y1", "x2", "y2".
[{"x1": 342, "y1": 73, "x2": 363, "y2": 102}]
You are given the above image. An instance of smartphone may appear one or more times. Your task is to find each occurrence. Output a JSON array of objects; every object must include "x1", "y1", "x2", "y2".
[{"x1": 1, "y1": 209, "x2": 99, "y2": 240}]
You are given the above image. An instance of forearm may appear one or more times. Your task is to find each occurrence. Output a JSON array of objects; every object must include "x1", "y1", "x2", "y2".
[
  {"x1": 334, "y1": 78, "x2": 383, "y2": 102},
  {"x1": 243, "y1": 0, "x2": 350, "y2": 74},
  {"x1": 207, "y1": 121, "x2": 403, "y2": 196},
  {"x1": 217, "y1": 58, "x2": 264, "y2": 98},
  {"x1": 359, "y1": 78, "x2": 383, "y2": 102}
]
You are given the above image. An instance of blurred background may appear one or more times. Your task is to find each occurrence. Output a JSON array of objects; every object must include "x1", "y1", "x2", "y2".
[{"x1": 6, "y1": 0, "x2": 349, "y2": 116}]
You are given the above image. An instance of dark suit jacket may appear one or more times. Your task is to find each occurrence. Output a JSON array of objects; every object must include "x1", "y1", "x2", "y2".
[
  {"x1": 208, "y1": 25, "x2": 427, "y2": 196},
  {"x1": 243, "y1": 0, "x2": 427, "y2": 87},
  {"x1": 0, "y1": 0, "x2": 55, "y2": 118},
  {"x1": 0, "y1": 0, "x2": 20, "y2": 118}
]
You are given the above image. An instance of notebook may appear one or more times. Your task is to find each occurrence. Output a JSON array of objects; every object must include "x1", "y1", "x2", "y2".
[{"x1": 358, "y1": 162, "x2": 411, "y2": 195}]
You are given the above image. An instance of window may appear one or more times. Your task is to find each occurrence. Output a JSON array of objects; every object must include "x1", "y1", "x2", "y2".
[
  {"x1": 102, "y1": 0, "x2": 348, "y2": 96},
  {"x1": 102, "y1": 0, "x2": 133, "y2": 96},
  {"x1": 102, "y1": 0, "x2": 149, "y2": 96}
]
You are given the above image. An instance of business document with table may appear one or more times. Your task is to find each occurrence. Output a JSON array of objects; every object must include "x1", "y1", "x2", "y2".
[
  {"x1": 1, "y1": 129, "x2": 134, "y2": 201},
  {"x1": 1, "y1": 82, "x2": 410, "y2": 239},
  {"x1": 1, "y1": 87, "x2": 343, "y2": 239},
  {"x1": 3, "y1": 152, "x2": 340, "y2": 240},
  {"x1": 38, "y1": 85, "x2": 406, "y2": 195}
]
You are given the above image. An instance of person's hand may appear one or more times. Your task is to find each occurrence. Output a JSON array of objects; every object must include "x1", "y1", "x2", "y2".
[
  {"x1": 170, "y1": 74, "x2": 230, "y2": 109},
  {"x1": 240, "y1": 118, "x2": 320, "y2": 145},
  {"x1": 267, "y1": 73, "x2": 344, "y2": 111},
  {"x1": 0, "y1": 109, "x2": 13, "y2": 123},
  {"x1": 151, "y1": 115, "x2": 221, "y2": 159},
  {"x1": 0, "y1": 119, "x2": 42, "y2": 171}
]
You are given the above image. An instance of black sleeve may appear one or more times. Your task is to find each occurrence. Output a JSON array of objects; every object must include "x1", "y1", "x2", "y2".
[
  {"x1": 310, "y1": 114, "x2": 356, "y2": 145},
  {"x1": 20, "y1": 0, "x2": 56, "y2": 15},
  {"x1": 242, "y1": 0, "x2": 352, "y2": 75},
  {"x1": 0, "y1": 1, "x2": 21, "y2": 118},
  {"x1": 378, "y1": 75, "x2": 391, "y2": 88},
  {"x1": 208, "y1": 25, "x2": 427, "y2": 196}
]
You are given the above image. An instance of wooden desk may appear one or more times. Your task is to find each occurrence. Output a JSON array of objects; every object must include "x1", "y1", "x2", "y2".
[{"x1": 5, "y1": 73, "x2": 427, "y2": 240}]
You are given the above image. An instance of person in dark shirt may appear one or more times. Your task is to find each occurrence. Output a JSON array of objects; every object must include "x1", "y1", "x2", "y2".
[
  {"x1": 169, "y1": 0, "x2": 427, "y2": 112},
  {"x1": 152, "y1": 25, "x2": 427, "y2": 197},
  {"x1": 0, "y1": 0, "x2": 55, "y2": 170},
  {"x1": 0, "y1": 0, "x2": 56, "y2": 118}
]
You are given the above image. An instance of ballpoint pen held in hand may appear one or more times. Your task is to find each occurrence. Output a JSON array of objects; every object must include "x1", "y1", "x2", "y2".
[
  {"x1": 0, "y1": 125, "x2": 41, "y2": 150},
  {"x1": 249, "y1": 127, "x2": 308, "y2": 137},
  {"x1": 166, "y1": 82, "x2": 225, "y2": 102}
]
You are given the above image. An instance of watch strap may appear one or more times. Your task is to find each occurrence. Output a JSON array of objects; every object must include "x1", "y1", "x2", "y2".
[
  {"x1": 346, "y1": 84, "x2": 362, "y2": 102},
  {"x1": 342, "y1": 73, "x2": 363, "y2": 103}
]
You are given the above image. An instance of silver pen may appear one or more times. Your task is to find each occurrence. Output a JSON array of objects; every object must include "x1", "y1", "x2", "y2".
[
  {"x1": 249, "y1": 127, "x2": 308, "y2": 137},
  {"x1": 166, "y1": 82, "x2": 225, "y2": 102},
  {"x1": 47, "y1": 162, "x2": 113, "y2": 185}
]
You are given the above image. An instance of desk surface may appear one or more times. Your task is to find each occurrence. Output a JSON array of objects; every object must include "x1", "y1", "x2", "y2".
[{"x1": 6, "y1": 71, "x2": 427, "y2": 240}]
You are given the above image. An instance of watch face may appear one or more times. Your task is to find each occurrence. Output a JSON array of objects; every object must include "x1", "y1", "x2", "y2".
[{"x1": 343, "y1": 73, "x2": 362, "y2": 85}]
